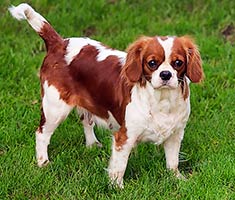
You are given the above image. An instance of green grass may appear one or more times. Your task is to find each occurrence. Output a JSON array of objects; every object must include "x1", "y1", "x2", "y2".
[{"x1": 0, "y1": 0, "x2": 235, "y2": 199}]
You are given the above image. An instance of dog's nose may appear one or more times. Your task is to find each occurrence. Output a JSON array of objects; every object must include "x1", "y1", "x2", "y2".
[{"x1": 160, "y1": 71, "x2": 172, "y2": 81}]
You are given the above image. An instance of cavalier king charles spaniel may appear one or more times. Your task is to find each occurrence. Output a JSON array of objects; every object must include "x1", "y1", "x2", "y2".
[{"x1": 9, "y1": 3, "x2": 203, "y2": 188}]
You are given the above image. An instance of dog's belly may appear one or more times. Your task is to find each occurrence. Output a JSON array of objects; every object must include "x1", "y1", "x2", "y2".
[{"x1": 91, "y1": 111, "x2": 120, "y2": 131}]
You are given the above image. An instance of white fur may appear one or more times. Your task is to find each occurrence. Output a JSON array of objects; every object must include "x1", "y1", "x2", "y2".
[
  {"x1": 9, "y1": 3, "x2": 47, "y2": 32},
  {"x1": 65, "y1": 37, "x2": 126, "y2": 65},
  {"x1": 108, "y1": 136, "x2": 136, "y2": 188},
  {"x1": 36, "y1": 81, "x2": 73, "y2": 167},
  {"x1": 96, "y1": 45, "x2": 126, "y2": 64},
  {"x1": 130, "y1": 82, "x2": 190, "y2": 142},
  {"x1": 157, "y1": 37, "x2": 175, "y2": 62},
  {"x1": 65, "y1": 38, "x2": 91, "y2": 65},
  {"x1": 151, "y1": 65, "x2": 178, "y2": 89}
]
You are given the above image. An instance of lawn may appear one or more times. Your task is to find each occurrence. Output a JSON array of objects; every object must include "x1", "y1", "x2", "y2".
[{"x1": 0, "y1": 0, "x2": 235, "y2": 199}]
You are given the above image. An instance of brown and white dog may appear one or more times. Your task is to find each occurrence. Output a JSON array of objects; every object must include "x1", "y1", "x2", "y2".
[{"x1": 9, "y1": 3, "x2": 203, "y2": 188}]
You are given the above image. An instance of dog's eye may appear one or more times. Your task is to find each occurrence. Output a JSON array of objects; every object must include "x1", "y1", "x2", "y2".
[
  {"x1": 174, "y1": 60, "x2": 183, "y2": 68},
  {"x1": 147, "y1": 60, "x2": 158, "y2": 69}
]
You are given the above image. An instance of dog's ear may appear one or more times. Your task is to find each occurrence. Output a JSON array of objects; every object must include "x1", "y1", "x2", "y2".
[
  {"x1": 123, "y1": 36, "x2": 151, "y2": 83},
  {"x1": 181, "y1": 36, "x2": 204, "y2": 83}
]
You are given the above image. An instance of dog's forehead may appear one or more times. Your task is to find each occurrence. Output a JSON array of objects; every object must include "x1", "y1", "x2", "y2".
[
  {"x1": 154, "y1": 36, "x2": 187, "y2": 61},
  {"x1": 142, "y1": 37, "x2": 164, "y2": 58},
  {"x1": 156, "y1": 36, "x2": 175, "y2": 59}
]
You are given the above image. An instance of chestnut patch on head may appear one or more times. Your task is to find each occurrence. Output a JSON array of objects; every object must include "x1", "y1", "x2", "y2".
[
  {"x1": 170, "y1": 36, "x2": 204, "y2": 98},
  {"x1": 122, "y1": 36, "x2": 152, "y2": 84},
  {"x1": 122, "y1": 36, "x2": 165, "y2": 85},
  {"x1": 170, "y1": 41, "x2": 187, "y2": 80},
  {"x1": 174, "y1": 36, "x2": 204, "y2": 83}
]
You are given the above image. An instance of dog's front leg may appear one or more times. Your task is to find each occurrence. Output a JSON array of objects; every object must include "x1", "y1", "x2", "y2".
[
  {"x1": 108, "y1": 127, "x2": 136, "y2": 188},
  {"x1": 163, "y1": 130, "x2": 185, "y2": 179}
]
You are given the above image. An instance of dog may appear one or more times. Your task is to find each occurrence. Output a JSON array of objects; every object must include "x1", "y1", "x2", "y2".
[{"x1": 9, "y1": 3, "x2": 203, "y2": 188}]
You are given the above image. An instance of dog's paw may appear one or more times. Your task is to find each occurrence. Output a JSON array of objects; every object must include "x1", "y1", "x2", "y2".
[
  {"x1": 174, "y1": 169, "x2": 187, "y2": 180},
  {"x1": 107, "y1": 170, "x2": 124, "y2": 189},
  {"x1": 86, "y1": 141, "x2": 103, "y2": 148},
  {"x1": 37, "y1": 159, "x2": 50, "y2": 168}
]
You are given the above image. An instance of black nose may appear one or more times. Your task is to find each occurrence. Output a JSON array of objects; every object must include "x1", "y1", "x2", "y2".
[{"x1": 160, "y1": 71, "x2": 172, "y2": 81}]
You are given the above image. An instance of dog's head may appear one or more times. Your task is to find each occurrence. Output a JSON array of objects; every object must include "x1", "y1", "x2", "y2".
[{"x1": 122, "y1": 36, "x2": 204, "y2": 89}]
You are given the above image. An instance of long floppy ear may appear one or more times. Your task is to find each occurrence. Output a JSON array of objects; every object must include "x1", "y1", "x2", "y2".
[
  {"x1": 181, "y1": 36, "x2": 204, "y2": 83},
  {"x1": 122, "y1": 36, "x2": 152, "y2": 83}
]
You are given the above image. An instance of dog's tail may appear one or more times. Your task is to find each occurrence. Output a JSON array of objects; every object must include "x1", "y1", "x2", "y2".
[{"x1": 9, "y1": 3, "x2": 63, "y2": 52}]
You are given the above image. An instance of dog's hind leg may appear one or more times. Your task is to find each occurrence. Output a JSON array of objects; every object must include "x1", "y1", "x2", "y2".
[
  {"x1": 36, "y1": 81, "x2": 73, "y2": 167},
  {"x1": 78, "y1": 109, "x2": 102, "y2": 147}
]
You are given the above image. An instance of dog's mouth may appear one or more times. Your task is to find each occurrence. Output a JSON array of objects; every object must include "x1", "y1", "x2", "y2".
[{"x1": 155, "y1": 80, "x2": 177, "y2": 89}]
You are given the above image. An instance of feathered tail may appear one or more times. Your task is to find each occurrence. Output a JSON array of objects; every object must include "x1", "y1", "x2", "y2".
[{"x1": 9, "y1": 3, "x2": 63, "y2": 51}]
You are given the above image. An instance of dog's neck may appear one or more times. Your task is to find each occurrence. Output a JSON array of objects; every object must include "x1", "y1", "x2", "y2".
[{"x1": 130, "y1": 81, "x2": 188, "y2": 115}]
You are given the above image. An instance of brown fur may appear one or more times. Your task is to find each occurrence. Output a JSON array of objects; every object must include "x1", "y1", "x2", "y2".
[
  {"x1": 41, "y1": 44, "x2": 132, "y2": 126},
  {"x1": 178, "y1": 36, "x2": 204, "y2": 83},
  {"x1": 114, "y1": 125, "x2": 128, "y2": 150}
]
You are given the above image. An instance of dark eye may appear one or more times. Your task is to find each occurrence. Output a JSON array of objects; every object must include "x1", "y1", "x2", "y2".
[
  {"x1": 174, "y1": 60, "x2": 183, "y2": 68},
  {"x1": 148, "y1": 60, "x2": 158, "y2": 69}
]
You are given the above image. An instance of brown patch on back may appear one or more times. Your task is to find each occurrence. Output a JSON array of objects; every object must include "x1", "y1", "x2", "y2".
[
  {"x1": 40, "y1": 42, "x2": 132, "y2": 126},
  {"x1": 67, "y1": 45, "x2": 131, "y2": 124}
]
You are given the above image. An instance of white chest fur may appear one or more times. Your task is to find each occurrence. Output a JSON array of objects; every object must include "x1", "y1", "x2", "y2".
[{"x1": 125, "y1": 82, "x2": 190, "y2": 145}]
